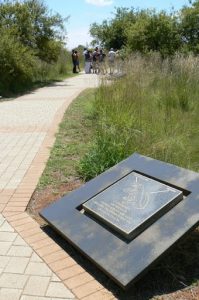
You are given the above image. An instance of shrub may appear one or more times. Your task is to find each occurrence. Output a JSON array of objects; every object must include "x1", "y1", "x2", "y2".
[
  {"x1": 0, "y1": 0, "x2": 67, "y2": 96},
  {"x1": 0, "y1": 29, "x2": 36, "y2": 95}
]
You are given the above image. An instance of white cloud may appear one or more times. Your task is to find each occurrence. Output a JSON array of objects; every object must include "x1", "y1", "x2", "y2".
[{"x1": 85, "y1": 0, "x2": 113, "y2": 7}]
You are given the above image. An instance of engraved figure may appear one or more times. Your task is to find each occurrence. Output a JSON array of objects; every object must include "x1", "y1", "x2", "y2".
[
  {"x1": 122, "y1": 175, "x2": 150, "y2": 209},
  {"x1": 122, "y1": 175, "x2": 173, "y2": 210}
]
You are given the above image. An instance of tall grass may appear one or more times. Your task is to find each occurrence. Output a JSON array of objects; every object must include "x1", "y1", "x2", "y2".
[{"x1": 79, "y1": 53, "x2": 199, "y2": 180}]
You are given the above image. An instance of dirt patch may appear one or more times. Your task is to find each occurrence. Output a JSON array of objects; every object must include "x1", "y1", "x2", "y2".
[
  {"x1": 160, "y1": 287, "x2": 199, "y2": 300},
  {"x1": 27, "y1": 178, "x2": 83, "y2": 225}
]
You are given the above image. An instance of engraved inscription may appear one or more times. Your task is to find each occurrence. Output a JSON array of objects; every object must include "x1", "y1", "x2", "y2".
[
  {"x1": 83, "y1": 172, "x2": 183, "y2": 238},
  {"x1": 93, "y1": 201, "x2": 132, "y2": 225}
]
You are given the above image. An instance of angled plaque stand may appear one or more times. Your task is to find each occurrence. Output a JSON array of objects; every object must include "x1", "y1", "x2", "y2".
[{"x1": 40, "y1": 153, "x2": 199, "y2": 289}]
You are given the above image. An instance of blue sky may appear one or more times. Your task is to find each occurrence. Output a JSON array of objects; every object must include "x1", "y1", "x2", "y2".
[{"x1": 45, "y1": 0, "x2": 190, "y2": 49}]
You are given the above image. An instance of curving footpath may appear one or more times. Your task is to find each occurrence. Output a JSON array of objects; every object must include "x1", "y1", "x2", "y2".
[{"x1": 0, "y1": 74, "x2": 115, "y2": 300}]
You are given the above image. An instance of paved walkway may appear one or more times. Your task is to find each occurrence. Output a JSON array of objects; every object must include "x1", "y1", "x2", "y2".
[{"x1": 0, "y1": 74, "x2": 115, "y2": 300}]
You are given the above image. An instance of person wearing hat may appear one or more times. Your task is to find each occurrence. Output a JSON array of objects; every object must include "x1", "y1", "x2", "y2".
[{"x1": 108, "y1": 48, "x2": 116, "y2": 74}]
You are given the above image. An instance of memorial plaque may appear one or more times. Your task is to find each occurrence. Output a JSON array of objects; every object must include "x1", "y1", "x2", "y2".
[
  {"x1": 40, "y1": 153, "x2": 199, "y2": 289},
  {"x1": 83, "y1": 172, "x2": 183, "y2": 239}
]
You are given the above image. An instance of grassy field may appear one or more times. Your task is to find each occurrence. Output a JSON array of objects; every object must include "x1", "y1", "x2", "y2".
[{"x1": 79, "y1": 54, "x2": 199, "y2": 180}]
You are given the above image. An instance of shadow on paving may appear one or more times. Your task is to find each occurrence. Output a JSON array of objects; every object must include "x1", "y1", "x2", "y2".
[
  {"x1": 42, "y1": 225, "x2": 199, "y2": 300},
  {"x1": 0, "y1": 78, "x2": 67, "y2": 100}
]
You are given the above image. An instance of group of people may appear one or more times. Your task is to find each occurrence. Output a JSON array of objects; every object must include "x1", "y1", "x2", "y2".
[{"x1": 71, "y1": 47, "x2": 117, "y2": 75}]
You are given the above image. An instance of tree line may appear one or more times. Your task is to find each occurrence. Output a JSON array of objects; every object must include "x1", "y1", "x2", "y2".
[
  {"x1": 0, "y1": 0, "x2": 67, "y2": 96},
  {"x1": 90, "y1": 1, "x2": 199, "y2": 57}
]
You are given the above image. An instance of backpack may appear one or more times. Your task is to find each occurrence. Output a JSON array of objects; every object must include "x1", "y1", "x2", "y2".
[{"x1": 85, "y1": 51, "x2": 90, "y2": 61}]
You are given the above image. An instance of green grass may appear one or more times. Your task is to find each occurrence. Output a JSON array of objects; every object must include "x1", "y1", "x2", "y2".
[
  {"x1": 36, "y1": 53, "x2": 199, "y2": 188},
  {"x1": 38, "y1": 88, "x2": 96, "y2": 189},
  {"x1": 79, "y1": 54, "x2": 199, "y2": 180}
]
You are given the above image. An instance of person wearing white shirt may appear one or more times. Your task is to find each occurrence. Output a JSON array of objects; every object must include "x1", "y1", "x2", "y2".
[{"x1": 108, "y1": 48, "x2": 116, "y2": 74}]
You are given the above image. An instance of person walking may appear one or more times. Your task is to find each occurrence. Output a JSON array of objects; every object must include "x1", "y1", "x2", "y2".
[
  {"x1": 108, "y1": 48, "x2": 116, "y2": 74},
  {"x1": 72, "y1": 49, "x2": 77, "y2": 73}
]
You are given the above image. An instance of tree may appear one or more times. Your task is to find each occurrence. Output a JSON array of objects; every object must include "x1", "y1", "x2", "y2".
[
  {"x1": 0, "y1": 0, "x2": 67, "y2": 95},
  {"x1": 90, "y1": 7, "x2": 136, "y2": 49},
  {"x1": 0, "y1": 0, "x2": 66, "y2": 62},
  {"x1": 89, "y1": 7, "x2": 182, "y2": 56},
  {"x1": 180, "y1": 0, "x2": 199, "y2": 53},
  {"x1": 126, "y1": 10, "x2": 181, "y2": 56}
]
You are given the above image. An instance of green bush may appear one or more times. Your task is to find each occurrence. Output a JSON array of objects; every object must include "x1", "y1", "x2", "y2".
[
  {"x1": 35, "y1": 49, "x2": 68, "y2": 83},
  {"x1": 0, "y1": 0, "x2": 68, "y2": 96},
  {"x1": 0, "y1": 29, "x2": 36, "y2": 95}
]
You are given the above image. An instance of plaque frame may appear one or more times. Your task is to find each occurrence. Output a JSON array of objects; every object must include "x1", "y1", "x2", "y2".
[
  {"x1": 82, "y1": 172, "x2": 183, "y2": 240},
  {"x1": 40, "y1": 153, "x2": 199, "y2": 289}
]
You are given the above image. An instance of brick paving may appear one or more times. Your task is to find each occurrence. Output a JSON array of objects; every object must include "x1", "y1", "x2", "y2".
[{"x1": 0, "y1": 74, "x2": 115, "y2": 299}]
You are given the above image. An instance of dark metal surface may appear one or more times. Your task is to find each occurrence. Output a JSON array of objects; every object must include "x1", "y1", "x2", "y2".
[{"x1": 40, "y1": 153, "x2": 199, "y2": 289}]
